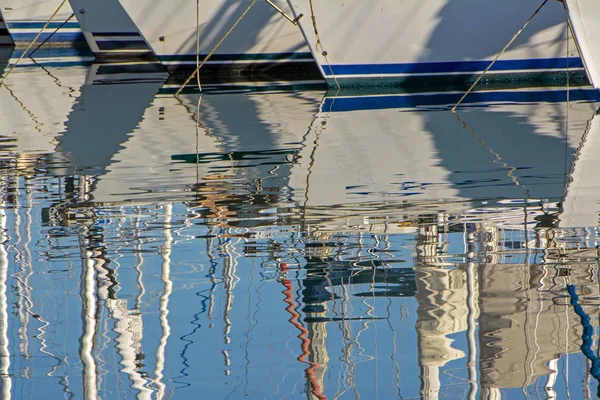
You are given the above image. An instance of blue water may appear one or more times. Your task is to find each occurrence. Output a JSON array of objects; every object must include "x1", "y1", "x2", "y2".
[{"x1": 1, "y1": 60, "x2": 600, "y2": 399}]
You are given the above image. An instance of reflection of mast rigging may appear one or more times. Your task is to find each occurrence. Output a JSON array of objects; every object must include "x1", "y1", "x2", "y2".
[
  {"x1": 103, "y1": 208, "x2": 152, "y2": 399},
  {"x1": 465, "y1": 230, "x2": 479, "y2": 400},
  {"x1": 13, "y1": 181, "x2": 32, "y2": 359},
  {"x1": 0, "y1": 177, "x2": 12, "y2": 399},
  {"x1": 280, "y1": 264, "x2": 327, "y2": 400},
  {"x1": 80, "y1": 231, "x2": 99, "y2": 400},
  {"x1": 155, "y1": 203, "x2": 173, "y2": 400}
]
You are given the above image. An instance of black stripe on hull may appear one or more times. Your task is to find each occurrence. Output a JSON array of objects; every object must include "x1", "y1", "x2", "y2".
[
  {"x1": 96, "y1": 40, "x2": 149, "y2": 51},
  {"x1": 94, "y1": 51, "x2": 158, "y2": 62},
  {"x1": 92, "y1": 32, "x2": 141, "y2": 37},
  {"x1": 166, "y1": 61, "x2": 323, "y2": 84}
]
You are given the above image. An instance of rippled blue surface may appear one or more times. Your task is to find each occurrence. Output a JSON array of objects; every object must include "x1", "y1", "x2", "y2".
[{"x1": 1, "y1": 58, "x2": 600, "y2": 399}]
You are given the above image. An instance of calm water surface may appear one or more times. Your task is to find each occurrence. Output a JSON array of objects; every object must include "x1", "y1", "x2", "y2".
[{"x1": 1, "y1": 63, "x2": 600, "y2": 399}]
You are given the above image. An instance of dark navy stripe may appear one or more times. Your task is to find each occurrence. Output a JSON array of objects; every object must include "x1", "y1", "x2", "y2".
[
  {"x1": 10, "y1": 46, "x2": 93, "y2": 59},
  {"x1": 92, "y1": 78, "x2": 166, "y2": 86},
  {"x1": 96, "y1": 63, "x2": 166, "y2": 75},
  {"x1": 92, "y1": 32, "x2": 140, "y2": 37},
  {"x1": 159, "y1": 52, "x2": 314, "y2": 62},
  {"x1": 324, "y1": 57, "x2": 584, "y2": 76},
  {"x1": 96, "y1": 40, "x2": 148, "y2": 51},
  {"x1": 323, "y1": 88, "x2": 600, "y2": 112},
  {"x1": 14, "y1": 60, "x2": 94, "y2": 68},
  {"x1": 11, "y1": 32, "x2": 85, "y2": 45},
  {"x1": 7, "y1": 21, "x2": 80, "y2": 29}
]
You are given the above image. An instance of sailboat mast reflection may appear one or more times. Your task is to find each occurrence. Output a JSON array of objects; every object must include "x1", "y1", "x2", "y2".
[
  {"x1": 155, "y1": 203, "x2": 173, "y2": 400},
  {"x1": 79, "y1": 229, "x2": 99, "y2": 400},
  {"x1": 0, "y1": 177, "x2": 11, "y2": 399}
]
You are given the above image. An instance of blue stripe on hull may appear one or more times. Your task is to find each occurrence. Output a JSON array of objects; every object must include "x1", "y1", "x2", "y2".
[
  {"x1": 11, "y1": 32, "x2": 86, "y2": 46},
  {"x1": 325, "y1": 57, "x2": 585, "y2": 76},
  {"x1": 7, "y1": 21, "x2": 80, "y2": 30},
  {"x1": 323, "y1": 88, "x2": 600, "y2": 112},
  {"x1": 10, "y1": 46, "x2": 93, "y2": 59},
  {"x1": 6, "y1": 20, "x2": 85, "y2": 47}
]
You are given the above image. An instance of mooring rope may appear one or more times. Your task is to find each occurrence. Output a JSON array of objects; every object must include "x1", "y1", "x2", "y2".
[
  {"x1": 176, "y1": 0, "x2": 258, "y2": 96},
  {"x1": 308, "y1": 0, "x2": 339, "y2": 90},
  {"x1": 195, "y1": 0, "x2": 201, "y2": 90},
  {"x1": 452, "y1": 0, "x2": 550, "y2": 112},
  {"x1": 29, "y1": 13, "x2": 75, "y2": 58},
  {"x1": 0, "y1": 0, "x2": 69, "y2": 86}
]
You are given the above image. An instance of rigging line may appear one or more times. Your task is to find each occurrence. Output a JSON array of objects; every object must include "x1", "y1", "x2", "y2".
[
  {"x1": 565, "y1": 18, "x2": 570, "y2": 191},
  {"x1": 30, "y1": 57, "x2": 79, "y2": 98},
  {"x1": 453, "y1": 112, "x2": 532, "y2": 200},
  {"x1": 307, "y1": 0, "x2": 339, "y2": 90},
  {"x1": 29, "y1": 13, "x2": 75, "y2": 58},
  {"x1": 196, "y1": 0, "x2": 201, "y2": 90},
  {"x1": 196, "y1": 96, "x2": 202, "y2": 195},
  {"x1": 302, "y1": 92, "x2": 338, "y2": 231},
  {"x1": 263, "y1": 0, "x2": 302, "y2": 25},
  {"x1": 279, "y1": 263, "x2": 328, "y2": 400},
  {"x1": 175, "y1": 0, "x2": 258, "y2": 96},
  {"x1": 1, "y1": 82, "x2": 43, "y2": 133},
  {"x1": 0, "y1": 0, "x2": 69, "y2": 86},
  {"x1": 451, "y1": 0, "x2": 550, "y2": 112}
]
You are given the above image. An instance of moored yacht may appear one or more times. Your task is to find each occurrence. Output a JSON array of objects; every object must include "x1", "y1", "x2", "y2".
[
  {"x1": 117, "y1": 0, "x2": 320, "y2": 81},
  {"x1": 286, "y1": 0, "x2": 583, "y2": 89},
  {"x1": 0, "y1": 0, "x2": 85, "y2": 47}
]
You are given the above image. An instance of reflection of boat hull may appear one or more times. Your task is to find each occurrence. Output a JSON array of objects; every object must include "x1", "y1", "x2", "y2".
[
  {"x1": 287, "y1": 0, "x2": 582, "y2": 88},
  {"x1": 560, "y1": 109, "x2": 600, "y2": 228},
  {"x1": 290, "y1": 89, "x2": 598, "y2": 232},
  {"x1": 118, "y1": 0, "x2": 320, "y2": 80},
  {"x1": 0, "y1": 1, "x2": 85, "y2": 47}
]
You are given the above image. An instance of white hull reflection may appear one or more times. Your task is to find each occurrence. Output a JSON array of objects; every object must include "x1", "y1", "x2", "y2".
[
  {"x1": 289, "y1": 89, "x2": 599, "y2": 233},
  {"x1": 42, "y1": 74, "x2": 320, "y2": 222},
  {"x1": 560, "y1": 107, "x2": 600, "y2": 228},
  {"x1": 0, "y1": 65, "x2": 88, "y2": 173}
]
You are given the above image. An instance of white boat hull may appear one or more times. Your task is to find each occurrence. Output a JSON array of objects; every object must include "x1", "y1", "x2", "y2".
[
  {"x1": 287, "y1": 0, "x2": 582, "y2": 88},
  {"x1": 68, "y1": 0, "x2": 153, "y2": 60},
  {"x1": 564, "y1": 0, "x2": 600, "y2": 88},
  {"x1": 0, "y1": 0, "x2": 85, "y2": 47},
  {"x1": 117, "y1": 0, "x2": 319, "y2": 78}
]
